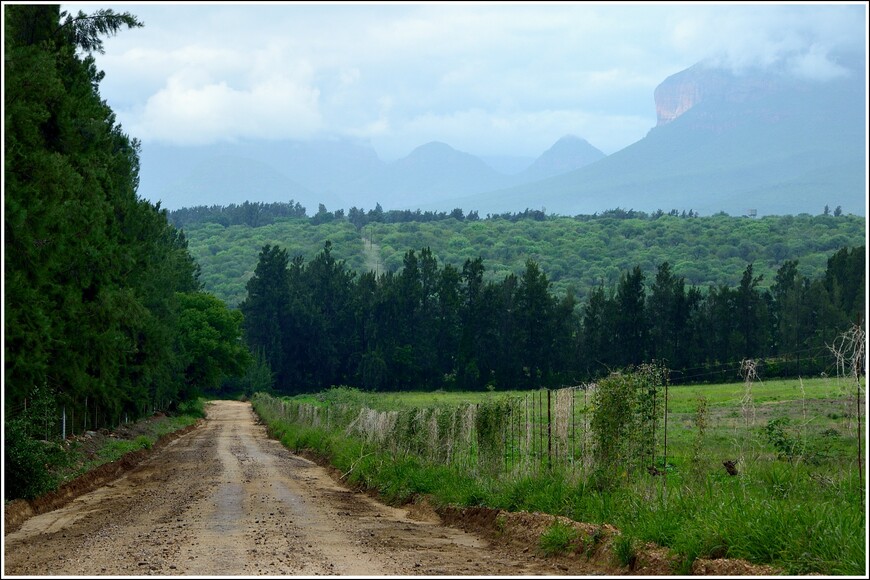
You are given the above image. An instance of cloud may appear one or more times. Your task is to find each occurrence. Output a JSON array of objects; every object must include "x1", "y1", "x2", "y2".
[
  {"x1": 787, "y1": 43, "x2": 851, "y2": 81},
  {"x1": 132, "y1": 72, "x2": 321, "y2": 145},
  {"x1": 80, "y1": 2, "x2": 865, "y2": 156},
  {"x1": 666, "y1": 4, "x2": 865, "y2": 79}
]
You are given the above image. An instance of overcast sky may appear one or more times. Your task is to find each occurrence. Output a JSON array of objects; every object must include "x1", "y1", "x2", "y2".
[{"x1": 62, "y1": 1, "x2": 867, "y2": 160}]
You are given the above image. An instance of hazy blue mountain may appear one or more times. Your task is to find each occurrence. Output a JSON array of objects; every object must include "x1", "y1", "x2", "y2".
[
  {"x1": 137, "y1": 138, "x2": 384, "y2": 211},
  {"x1": 480, "y1": 154, "x2": 536, "y2": 175},
  {"x1": 148, "y1": 154, "x2": 326, "y2": 211},
  {"x1": 138, "y1": 55, "x2": 865, "y2": 217},
  {"x1": 514, "y1": 134, "x2": 606, "y2": 183},
  {"x1": 443, "y1": 57, "x2": 867, "y2": 217},
  {"x1": 342, "y1": 141, "x2": 517, "y2": 210}
]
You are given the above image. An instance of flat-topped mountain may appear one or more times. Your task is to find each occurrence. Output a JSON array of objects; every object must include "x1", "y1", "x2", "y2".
[{"x1": 445, "y1": 55, "x2": 866, "y2": 217}]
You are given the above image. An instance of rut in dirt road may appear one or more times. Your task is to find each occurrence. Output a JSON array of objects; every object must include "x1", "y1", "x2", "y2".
[{"x1": 4, "y1": 400, "x2": 601, "y2": 576}]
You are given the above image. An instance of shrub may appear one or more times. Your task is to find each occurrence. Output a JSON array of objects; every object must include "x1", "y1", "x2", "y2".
[
  {"x1": 176, "y1": 398, "x2": 206, "y2": 419},
  {"x1": 134, "y1": 435, "x2": 153, "y2": 450},
  {"x1": 4, "y1": 417, "x2": 65, "y2": 500},
  {"x1": 763, "y1": 417, "x2": 804, "y2": 462}
]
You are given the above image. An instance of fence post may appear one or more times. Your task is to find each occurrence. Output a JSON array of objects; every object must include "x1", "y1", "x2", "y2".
[
  {"x1": 571, "y1": 388, "x2": 576, "y2": 473},
  {"x1": 538, "y1": 391, "x2": 543, "y2": 473},
  {"x1": 547, "y1": 389, "x2": 552, "y2": 470},
  {"x1": 62, "y1": 406, "x2": 66, "y2": 440},
  {"x1": 662, "y1": 381, "x2": 669, "y2": 502}
]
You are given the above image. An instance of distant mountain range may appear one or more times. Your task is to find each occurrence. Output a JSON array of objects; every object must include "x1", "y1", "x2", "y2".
[
  {"x1": 138, "y1": 133, "x2": 605, "y2": 213},
  {"x1": 137, "y1": 54, "x2": 866, "y2": 217},
  {"x1": 447, "y1": 56, "x2": 867, "y2": 217}
]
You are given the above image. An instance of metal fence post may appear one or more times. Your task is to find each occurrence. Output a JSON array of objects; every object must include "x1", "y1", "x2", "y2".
[{"x1": 547, "y1": 389, "x2": 552, "y2": 470}]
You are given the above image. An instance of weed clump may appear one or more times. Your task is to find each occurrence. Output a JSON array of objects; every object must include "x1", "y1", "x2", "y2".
[{"x1": 538, "y1": 519, "x2": 579, "y2": 556}]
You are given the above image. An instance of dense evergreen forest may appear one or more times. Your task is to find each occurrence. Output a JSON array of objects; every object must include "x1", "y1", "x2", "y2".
[
  {"x1": 168, "y1": 201, "x2": 865, "y2": 308},
  {"x1": 4, "y1": 4, "x2": 249, "y2": 493},
  {"x1": 237, "y1": 238, "x2": 864, "y2": 394}
]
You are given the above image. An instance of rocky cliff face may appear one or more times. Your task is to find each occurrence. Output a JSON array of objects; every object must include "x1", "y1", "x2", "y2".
[{"x1": 653, "y1": 64, "x2": 777, "y2": 127}]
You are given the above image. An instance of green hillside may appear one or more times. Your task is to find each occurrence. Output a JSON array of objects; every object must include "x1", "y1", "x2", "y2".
[{"x1": 180, "y1": 212, "x2": 866, "y2": 307}]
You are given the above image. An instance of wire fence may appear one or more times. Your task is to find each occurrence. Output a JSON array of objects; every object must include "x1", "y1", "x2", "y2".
[
  {"x1": 253, "y1": 380, "x2": 671, "y2": 480},
  {"x1": 3, "y1": 395, "x2": 176, "y2": 441}
]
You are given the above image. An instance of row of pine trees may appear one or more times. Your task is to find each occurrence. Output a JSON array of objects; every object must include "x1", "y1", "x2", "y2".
[
  {"x1": 4, "y1": 5, "x2": 248, "y2": 431},
  {"x1": 240, "y1": 241, "x2": 864, "y2": 394}
]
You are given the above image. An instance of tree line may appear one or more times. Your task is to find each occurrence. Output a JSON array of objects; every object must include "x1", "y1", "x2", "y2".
[
  {"x1": 239, "y1": 240, "x2": 864, "y2": 395},
  {"x1": 4, "y1": 5, "x2": 248, "y2": 433},
  {"x1": 169, "y1": 199, "x2": 723, "y2": 230}
]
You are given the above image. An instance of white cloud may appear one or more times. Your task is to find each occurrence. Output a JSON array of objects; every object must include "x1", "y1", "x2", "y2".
[
  {"x1": 132, "y1": 72, "x2": 321, "y2": 145},
  {"x1": 665, "y1": 4, "x2": 865, "y2": 78},
  {"x1": 72, "y1": 2, "x2": 865, "y2": 157},
  {"x1": 788, "y1": 43, "x2": 850, "y2": 81}
]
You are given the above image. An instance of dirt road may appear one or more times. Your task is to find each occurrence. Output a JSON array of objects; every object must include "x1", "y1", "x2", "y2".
[{"x1": 4, "y1": 400, "x2": 602, "y2": 576}]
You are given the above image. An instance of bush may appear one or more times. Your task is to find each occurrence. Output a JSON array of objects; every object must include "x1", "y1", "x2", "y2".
[
  {"x1": 763, "y1": 417, "x2": 805, "y2": 462},
  {"x1": 4, "y1": 417, "x2": 65, "y2": 500},
  {"x1": 134, "y1": 435, "x2": 154, "y2": 450},
  {"x1": 176, "y1": 398, "x2": 206, "y2": 419}
]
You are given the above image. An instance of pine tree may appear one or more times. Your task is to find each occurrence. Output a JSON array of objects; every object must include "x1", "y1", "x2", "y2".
[{"x1": 240, "y1": 246, "x2": 292, "y2": 392}]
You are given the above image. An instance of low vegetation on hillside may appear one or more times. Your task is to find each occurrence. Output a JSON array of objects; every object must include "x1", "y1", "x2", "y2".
[{"x1": 170, "y1": 204, "x2": 864, "y2": 307}]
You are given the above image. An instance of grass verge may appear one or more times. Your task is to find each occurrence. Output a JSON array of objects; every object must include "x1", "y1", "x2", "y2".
[
  {"x1": 4, "y1": 399, "x2": 205, "y2": 503},
  {"x1": 253, "y1": 393, "x2": 866, "y2": 576}
]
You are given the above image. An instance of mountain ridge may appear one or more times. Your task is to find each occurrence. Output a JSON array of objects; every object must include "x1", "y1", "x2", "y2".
[{"x1": 137, "y1": 56, "x2": 866, "y2": 216}]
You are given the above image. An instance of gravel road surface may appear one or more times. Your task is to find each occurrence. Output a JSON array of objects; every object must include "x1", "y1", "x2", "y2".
[{"x1": 4, "y1": 400, "x2": 602, "y2": 576}]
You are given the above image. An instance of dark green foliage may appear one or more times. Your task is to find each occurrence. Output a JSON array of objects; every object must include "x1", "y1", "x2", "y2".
[
  {"x1": 57, "y1": 8, "x2": 143, "y2": 54},
  {"x1": 614, "y1": 267, "x2": 648, "y2": 367},
  {"x1": 239, "y1": 245, "x2": 293, "y2": 388},
  {"x1": 3, "y1": 386, "x2": 68, "y2": 499},
  {"x1": 222, "y1": 348, "x2": 275, "y2": 398},
  {"x1": 590, "y1": 366, "x2": 667, "y2": 485},
  {"x1": 175, "y1": 291, "x2": 250, "y2": 399},
  {"x1": 824, "y1": 246, "x2": 865, "y2": 325},
  {"x1": 168, "y1": 200, "x2": 308, "y2": 229},
  {"x1": 237, "y1": 234, "x2": 863, "y2": 393},
  {"x1": 4, "y1": 416, "x2": 66, "y2": 499},
  {"x1": 178, "y1": 208, "x2": 865, "y2": 309},
  {"x1": 4, "y1": 5, "x2": 242, "y2": 499},
  {"x1": 647, "y1": 262, "x2": 689, "y2": 370}
]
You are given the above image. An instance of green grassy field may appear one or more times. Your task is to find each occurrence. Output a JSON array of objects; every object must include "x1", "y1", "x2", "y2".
[
  {"x1": 253, "y1": 376, "x2": 866, "y2": 574},
  {"x1": 292, "y1": 378, "x2": 861, "y2": 470}
]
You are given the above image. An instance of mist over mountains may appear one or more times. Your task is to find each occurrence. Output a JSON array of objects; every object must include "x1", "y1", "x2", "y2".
[{"x1": 138, "y1": 56, "x2": 866, "y2": 217}]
